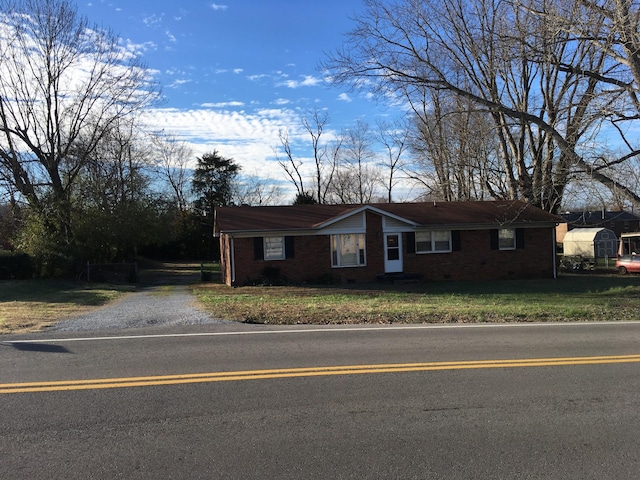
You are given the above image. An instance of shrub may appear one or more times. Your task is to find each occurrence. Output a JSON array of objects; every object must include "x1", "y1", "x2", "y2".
[{"x1": 0, "y1": 251, "x2": 34, "y2": 279}]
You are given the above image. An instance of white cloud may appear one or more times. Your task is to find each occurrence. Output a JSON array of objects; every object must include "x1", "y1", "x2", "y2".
[
  {"x1": 124, "y1": 39, "x2": 157, "y2": 55},
  {"x1": 141, "y1": 107, "x2": 303, "y2": 175},
  {"x1": 247, "y1": 73, "x2": 269, "y2": 82},
  {"x1": 273, "y1": 98, "x2": 290, "y2": 105},
  {"x1": 279, "y1": 75, "x2": 322, "y2": 88},
  {"x1": 165, "y1": 31, "x2": 176, "y2": 43},
  {"x1": 165, "y1": 68, "x2": 187, "y2": 76},
  {"x1": 211, "y1": 4, "x2": 228, "y2": 11},
  {"x1": 337, "y1": 93, "x2": 352, "y2": 102},
  {"x1": 167, "y1": 79, "x2": 191, "y2": 88},
  {"x1": 200, "y1": 101, "x2": 244, "y2": 108},
  {"x1": 142, "y1": 14, "x2": 163, "y2": 27},
  {"x1": 233, "y1": 68, "x2": 243, "y2": 74}
]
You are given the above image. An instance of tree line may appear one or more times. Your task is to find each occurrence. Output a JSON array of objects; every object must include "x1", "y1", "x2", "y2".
[
  {"x1": 0, "y1": 0, "x2": 278, "y2": 275},
  {"x1": 322, "y1": 0, "x2": 640, "y2": 213},
  {"x1": 1, "y1": 0, "x2": 640, "y2": 277}
]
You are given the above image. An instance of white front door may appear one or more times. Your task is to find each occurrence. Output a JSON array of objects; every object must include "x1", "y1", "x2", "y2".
[{"x1": 384, "y1": 233, "x2": 403, "y2": 273}]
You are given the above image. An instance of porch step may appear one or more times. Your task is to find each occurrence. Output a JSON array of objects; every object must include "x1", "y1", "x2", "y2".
[{"x1": 376, "y1": 272, "x2": 423, "y2": 284}]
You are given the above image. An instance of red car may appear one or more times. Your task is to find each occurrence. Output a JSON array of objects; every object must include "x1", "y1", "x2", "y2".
[{"x1": 616, "y1": 255, "x2": 640, "y2": 274}]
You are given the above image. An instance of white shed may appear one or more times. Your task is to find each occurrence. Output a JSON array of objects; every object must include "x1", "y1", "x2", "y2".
[{"x1": 562, "y1": 227, "x2": 617, "y2": 258}]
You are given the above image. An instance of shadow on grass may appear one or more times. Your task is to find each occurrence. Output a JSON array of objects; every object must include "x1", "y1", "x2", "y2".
[
  {"x1": 337, "y1": 273, "x2": 640, "y2": 296},
  {"x1": 0, "y1": 279, "x2": 134, "y2": 305}
]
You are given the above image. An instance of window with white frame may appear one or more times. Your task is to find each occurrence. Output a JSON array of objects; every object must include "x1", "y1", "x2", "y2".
[
  {"x1": 498, "y1": 228, "x2": 516, "y2": 250},
  {"x1": 264, "y1": 236, "x2": 285, "y2": 260},
  {"x1": 415, "y1": 230, "x2": 452, "y2": 253},
  {"x1": 331, "y1": 234, "x2": 366, "y2": 267}
]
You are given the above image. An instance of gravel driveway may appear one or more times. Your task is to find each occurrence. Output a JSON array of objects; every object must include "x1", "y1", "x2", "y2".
[{"x1": 52, "y1": 263, "x2": 233, "y2": 332}]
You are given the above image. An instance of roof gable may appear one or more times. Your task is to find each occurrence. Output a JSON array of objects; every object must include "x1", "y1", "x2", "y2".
[{"x1": 315, "y1": 205, "x2": 420, "y2": 230}]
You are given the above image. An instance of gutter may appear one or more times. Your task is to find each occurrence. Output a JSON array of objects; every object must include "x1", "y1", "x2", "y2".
[{"x1": 220, "y1": 222, "x2": 559, "y2": 238}]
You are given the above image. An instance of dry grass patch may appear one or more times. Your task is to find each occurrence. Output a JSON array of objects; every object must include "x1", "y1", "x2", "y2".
[{"x1": 0, "y1": 280, "x2": 133, "y2": 334}]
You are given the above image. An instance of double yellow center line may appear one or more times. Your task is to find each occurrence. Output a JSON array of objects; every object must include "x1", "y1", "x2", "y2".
[{"x1": 2, "y1": 354, "x2": 640, "y2": 394}]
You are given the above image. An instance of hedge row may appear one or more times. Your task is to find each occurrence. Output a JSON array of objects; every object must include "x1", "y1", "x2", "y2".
[{"x1": 0, "y1": 251, "x2": 34, "y2": 279}]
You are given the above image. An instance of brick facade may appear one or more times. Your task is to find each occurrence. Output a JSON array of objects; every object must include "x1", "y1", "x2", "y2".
[{"x1": 403, "y1": 228, "x2": 554, "y2": 282}]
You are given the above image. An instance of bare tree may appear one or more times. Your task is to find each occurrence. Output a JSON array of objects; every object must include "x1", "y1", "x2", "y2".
[
  {"x1": 329, "y1": 167, "x2": 360, "y2": 204},
  {"x1": 0, "y1": 0, "x2": 158, "y2": 254},
  {"x1": 337, "y1": 120, "x2": 380, "y2": 204},
  {"x1": 276, "y1": 109, "x2": 341, "y2": 204},
  {"x1": 303, "y1": 109, "x2": 339, "y2": 204},
  {"x1": 152, "y1": 133, "x2": 193, "y2": 213},
  {"x1": 233, "y1": 173, "x2": 284, "y2": 206},
  {"x1": 73, "y1": 117, "x2": 155, "y2": 261},
  {"x1": 375, "y1": 118, "x2": 411, "y2": 203},
  {"x1": 407, "y1": 90, "x2": 504, "y2": 201},
  {"x1": 275, "y1": 129, "x2": 307, "y2": 198},
  {"x1": 323, "y1": 0, "x2": 640, "y2": 212},
  {"x1": 523, "y1": 0, "x2": 640, "y2": 206}
]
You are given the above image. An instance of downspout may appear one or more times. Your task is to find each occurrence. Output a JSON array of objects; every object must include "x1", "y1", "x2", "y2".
[{"x1": 552, "y1": 226, "x2": 558, "y2": 279}]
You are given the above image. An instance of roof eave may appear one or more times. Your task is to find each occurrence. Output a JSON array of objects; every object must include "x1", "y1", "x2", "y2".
[
  {"x1": 217, "y1": 220, "x2": 560, "y2": 237},
  {"x1": 217, "y1": 228, "x2": 318, "y2": 238}
]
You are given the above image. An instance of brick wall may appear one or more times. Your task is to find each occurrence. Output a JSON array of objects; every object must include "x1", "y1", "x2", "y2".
[
  {"x1": 230, "y1": 234, "x2": 384, "y2": 285},
  {"x1": 555, "y1": 223, "x2": 568, "y2": 244},
  {"x1": 220, "y1": 219, "x2": 556, "y2": 286},
  {"x1": 403, "y1": 228, "x2": 555, "y2": 281}
]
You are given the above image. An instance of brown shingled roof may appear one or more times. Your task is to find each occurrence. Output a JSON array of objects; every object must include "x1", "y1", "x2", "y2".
[
  {"x1": 374, "y1": 201, "x2": 562, "y2": 226},
  {"x1": 214, "y1": 201, "x2": 563, "y2": 235}
]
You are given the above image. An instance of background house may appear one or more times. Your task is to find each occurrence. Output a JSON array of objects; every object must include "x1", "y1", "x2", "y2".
[
  {"x1": 215, "y1": 201, "x2": 563, "y2": 286},
  {"x1": 556, "y1": 210, "x2": 640, "y2": 244}
]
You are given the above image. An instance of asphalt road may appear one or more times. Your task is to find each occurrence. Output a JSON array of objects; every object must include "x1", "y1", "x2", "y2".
[{"x1": 2, "y1": 322, "x2": 640, "y2": 479}]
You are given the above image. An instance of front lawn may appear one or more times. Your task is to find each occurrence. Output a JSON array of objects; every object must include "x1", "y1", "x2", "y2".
[
  {"x1": 4, "y1": 271, "x2": 639, "y2": 334},
  {"x1": 193, "y1": 273, "x2": 640, "y2": 324}
]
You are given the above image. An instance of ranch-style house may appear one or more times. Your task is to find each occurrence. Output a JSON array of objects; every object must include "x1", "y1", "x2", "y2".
[{"x1": 214, "y1": 200, "x2": 564, "y2": 286}]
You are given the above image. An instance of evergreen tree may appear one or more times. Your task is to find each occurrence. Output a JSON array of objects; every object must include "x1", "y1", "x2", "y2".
[{"x1": 191, "y1": 151, "x2": 241, "y2": 216}]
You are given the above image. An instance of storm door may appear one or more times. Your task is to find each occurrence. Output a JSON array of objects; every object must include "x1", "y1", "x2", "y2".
[{"x1": 384, "y1": 233, "x2": 403, "y2": 273}]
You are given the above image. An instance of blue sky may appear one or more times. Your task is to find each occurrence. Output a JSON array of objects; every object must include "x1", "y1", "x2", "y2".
[{"x1": 77, "y1": 0, "x2": 403, "y2": 194}]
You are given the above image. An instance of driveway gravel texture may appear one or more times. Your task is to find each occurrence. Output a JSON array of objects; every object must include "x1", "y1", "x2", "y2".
[
  {"x1": 52, "y1": 264, "x2": 233, "y2": 332},
  {"x1": 53, "y1": 287, "x2": 233, "y2": 332}
]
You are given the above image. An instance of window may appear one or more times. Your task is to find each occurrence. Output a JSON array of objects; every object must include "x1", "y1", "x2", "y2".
[
  {"x1": 386, "y1": 234, "x2": 400, "y2": 260},
  {"x1": 331, "y1": 234, "x2": 366, "y2": 267},
  {"x1": 264, "y1": 236, "x2": 285, "y2": 260},
  {"x1": 490, "y1": 228, "x2": 524, "y2": 250},
  {"x1": 415, "y1": 230, "x2": 451, "y2": 253},
  {"x1": 254, "y1": 236, "x2": 294, "y2": 260},
  {"x1": 498, "y1": 228, "x2": 516, "y2": 250}
]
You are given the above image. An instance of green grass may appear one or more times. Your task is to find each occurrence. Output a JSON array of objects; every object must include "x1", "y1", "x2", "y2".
[{"x1": 193, "y1": 273, "x2": 640, "y2": 325}]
